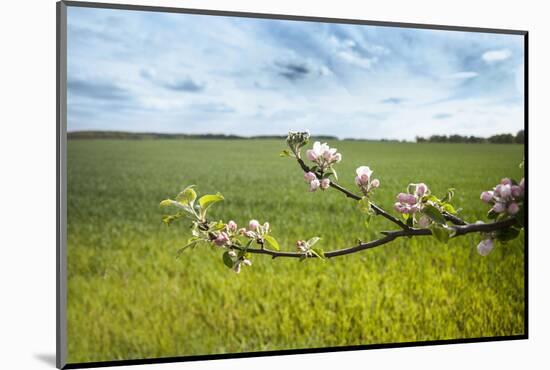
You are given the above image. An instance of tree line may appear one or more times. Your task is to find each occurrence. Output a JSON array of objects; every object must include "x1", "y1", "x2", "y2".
[{"x1": 416, "y1": 130, "x2": 524, "y2": 144}]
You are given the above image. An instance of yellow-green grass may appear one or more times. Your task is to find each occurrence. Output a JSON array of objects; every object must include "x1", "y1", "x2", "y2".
[{"x1": 67, "y1": 139, "x2": 525, "y2": 363}]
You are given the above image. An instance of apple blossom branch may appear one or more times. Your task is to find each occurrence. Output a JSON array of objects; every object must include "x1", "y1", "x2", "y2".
[{"x1": 160, "y1": 131, "x2": 525, "y2": 272}]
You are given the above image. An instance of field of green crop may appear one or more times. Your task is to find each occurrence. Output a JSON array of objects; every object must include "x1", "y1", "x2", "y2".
[{"x1": 66, "y1": 139, "x2": 525, "y2": 363}]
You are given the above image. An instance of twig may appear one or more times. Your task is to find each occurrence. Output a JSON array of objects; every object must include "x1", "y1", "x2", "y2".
[{"x1": 233, "y1": 218, "x2": 517, "y2": 259}]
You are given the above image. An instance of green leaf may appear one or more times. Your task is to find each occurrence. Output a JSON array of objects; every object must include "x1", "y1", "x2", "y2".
[
  {"x1": 441, "y1": 188, "x2": 455, "y2": 203},
  {"x1": 159, "y1": 199, "x2": 173, "y2": 208},
  {"x1": 422, "y1": 204, "x2": 447, "y2": 225},
  {"x1": 495, "y1": 227, "x2": 520, "y2": 242},
  {"x1": 307, "y1": 236, "x2": 321, "y2": 247},
  {"x1": 279, "y1": 149, "x2": 295, "y2": 158},
  {"x1": 430, "y1": 225, "x2": 450, "y2": 244},
  {"x1": 310, "y1": 247, "x2": 326, "y2": 260},
  {"x1": 198, "y1": 193, "x2": 224, "y2": 212},
  {"x1": 264, "y1": 235, "x2": 280, "y2": 251},
  {"x1": 364, "y1": 213, "x2": 372, "y2": 229},
  {"x1": 357, "y1": 197, "x2": 372, "y2": 214},
  {"x1": 222, "y1": 251, "x2": 234, "y2": 268},
  {"x1": 210, "y1": 221, "x2": 226, "y2": 231},
  {"x1": 442, "y1": 203, "x2": 457, "y2": 214},
  {"x1": 176, "y1": 185, "x2": 197, "y2": 205},
  {"x1": 176, "y1": 238, "x2": 200, "y2": 257}
]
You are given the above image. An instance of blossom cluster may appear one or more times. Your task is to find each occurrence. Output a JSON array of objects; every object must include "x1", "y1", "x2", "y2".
[
  {"x1": 355, "y1": 166, "x2": 380, "y2": 195},
  {"x1": 226, "y1": 249, "x2": 252, "y2": 273},
  {"x1": 306, "y1": 141, "x2": 342, "y2": 172},
  {"x1": 286, "y1": 130, "x2": 311, "y2": 157},
  {"x1": 394, "y1": 183, "x2": 429, "y2": 215},
  {"x1": 211, "y1": 219, "x2": 271, "y2": 273},
  {"x1": 237, "y1": 219, "x2": 271, "y2": 241},
  {"x1": 480, "y1": 178, "x2": 525, "y2": 216},
  {"x1": 304, "y1": 171, "x2": 330, "y2": 192}
]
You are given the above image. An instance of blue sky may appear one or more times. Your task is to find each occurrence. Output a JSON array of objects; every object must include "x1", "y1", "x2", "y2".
[{"x1": 67, "y1": 6, "x2": 525, "y2": 140}]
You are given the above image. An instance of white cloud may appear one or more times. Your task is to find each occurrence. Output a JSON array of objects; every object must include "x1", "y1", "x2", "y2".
[{"x1": 482, "y1": 49, "x2": 512, "y2": 63}]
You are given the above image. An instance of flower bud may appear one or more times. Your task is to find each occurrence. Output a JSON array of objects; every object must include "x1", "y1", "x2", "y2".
[
  {"x1": 238, "y1": 227, "x2": 247, "y2": 235},
  {"x1": 405, "y1": 194, "x2": 417, "y2": 205},
  {"x1": 244, "y1": 230, "x2": 256, "y2": 238},
  {"x1": 309, "y1": 178, "x2": 320, "y2": 192},
  {"x1": 214, "y1": 232, "x2": 230, "y2": 246},
  {"x1": 232, "y1": 263, "x2": 241, "y2": 273},
  {"x1": 501, "y1": 178, "x2": 512, "y2": 186},
  {"x1": 511, "y1": 185, "x2": 522, "y2": 198},
  {"x1": 320, "y1": 178, "x2": 330, "y2": 190},
  {"x1": 227, "y1": 220, "x2": 237, "y2": 232},
  {"x1": 242, "y1": 259, "x2": 252, "y2": 266},
  {"x1": 499, "y1": 184, "x2": 512, "y2": 199},
  {"x1": 416, "y1": 183, "x2": 428, "y2": 197},
  {"x1": 306, "y1": 149, "x2": 317, "y2": 161},
  {"x1": 492, "y1": 202, "x2": 506, "y2": 213},
  {"x1": 248, "y1": 219, "x2": 260, "y2": 231},
  {"x1": 480, "y1": 191, "x2": 493, "y2": 203},
  {"x1": 263, "y1": 222, "x2": 270, "y2": 233},
  {"x1": 304, "y1": 171, "x2": 317, "y2": 183},
  {"x1": 477, "y1": 239, "x2": 494, "y2": 256},
  {"x1": 397, "y1": 193, "x2": 409, "y2": 203},
  {"x1": 370, "y1": 179, "x2": 380, "y2": 188},
  {"x1": 507, "y1": 202, "x2": 519, "y2": 215},
  {"x1": 333, "y1": 153, "x2": 342, "y2": 162},
  {"x1": 228, "y1": 249, "x2": 237, "y2": 258}
]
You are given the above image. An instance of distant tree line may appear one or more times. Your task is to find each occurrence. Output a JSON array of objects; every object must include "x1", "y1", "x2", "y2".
[
  {"x1": 67, "y1": 131, "x2": 340, "y2": 141},
  {"x1": 416, "y1": 130, "x2": 524, "y2": 144}
]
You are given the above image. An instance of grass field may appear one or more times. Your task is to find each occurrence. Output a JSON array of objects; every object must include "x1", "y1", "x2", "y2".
[{"x1": 66, "y1": 139, "x2": 525, "y2": 363}]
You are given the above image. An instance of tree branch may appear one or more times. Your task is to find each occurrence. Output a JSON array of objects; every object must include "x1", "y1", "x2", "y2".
[{"x1": 234, "y1": 217, "x2": 518, "y2": 259}]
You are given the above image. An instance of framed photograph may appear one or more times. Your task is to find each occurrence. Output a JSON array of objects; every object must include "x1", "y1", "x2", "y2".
[{"x1": 57, "y1": 1, "x2": 527, "y2": 368}]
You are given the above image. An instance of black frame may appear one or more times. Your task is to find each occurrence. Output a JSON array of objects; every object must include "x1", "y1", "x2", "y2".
[{"x1": 56, "y1": 1, "x2": 529, "y2": 368}]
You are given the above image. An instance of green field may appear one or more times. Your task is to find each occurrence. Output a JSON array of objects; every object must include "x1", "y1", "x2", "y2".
[{"x1": 67, "y1": 139, "x2": 525, "y2": 363}]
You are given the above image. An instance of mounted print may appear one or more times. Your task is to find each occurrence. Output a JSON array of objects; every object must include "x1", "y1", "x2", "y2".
[{"x1": 57, "y1": 1, "x2": 528, "y2": 368}]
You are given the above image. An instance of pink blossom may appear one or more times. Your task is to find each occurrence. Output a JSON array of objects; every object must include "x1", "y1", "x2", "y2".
[
  {"x1": 507, "y1": 202, "x2": 519, "y2": 215},
  {"x1": 214, "y1": 232, "x2": 230, "y2": 246},
  {"x1": 333, "y1": 153, "x2": 342, "y2": 163},
  {"x1": 480, "y1": 191, "x2": 493, "y2": 203},
  {"x1": 398, "y1": 193, "x2": 417, "y2": 205},
  {"x1": 511, "y1": 185, "x2": 522, "y2": 198},
  {"x1": 477, "y1": 239, "x2": 494, "y2": 256},
  {"x1": 244, "y1": 230, "x2": 256, "y2": 238},
  {"x1": 320, "y1": 178, "x2": 330, "y2": 190},
  {"x1": 227, "y1": 220, "x2": 238, "y2": 232},
  {"x1": 249, "y1": 219, "x2": 260, "y2": 231},
  {"x1": 415, "y1": 183, "x2": 428, "y2": 197},
  {"x1": 492, "y1": 202, "x2": 506, "y2": 213},
  {"x1": 501, "y1": 178, "x2": 512, "y2": 186},
  {"x1": 371, "y1": 179, "x2": 380, "y2": 188},
  {"x1": 304, "y1": 171, "x2": 317, "y2": 183},
  {"x1": 306, "y1": 149, "x2": 317, "y2": 161},
  {"x1": 238, "y1": 228, "x2": 247, "y2": 235},
  {"x1": 499, "y1": 184, "x2": 512, "y2": 199},
  {"x1": 309, "y1": 178, "x2": 320, "y2": 192},
  {"x1": 355, "y1": 166, "x2": 372, "y2": 185}
]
